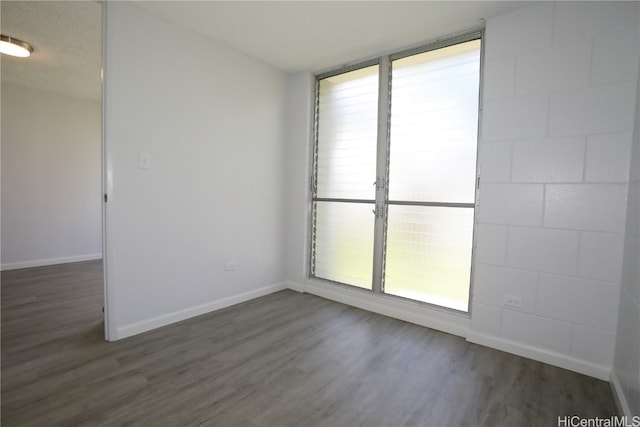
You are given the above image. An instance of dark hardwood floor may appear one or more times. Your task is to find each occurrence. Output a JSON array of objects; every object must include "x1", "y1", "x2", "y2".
[{"x1": 1, "y1": 260, "x2": 618, "y2": 426}]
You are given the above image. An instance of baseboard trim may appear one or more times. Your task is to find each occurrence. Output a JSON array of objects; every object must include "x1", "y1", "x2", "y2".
[
  {"x1": 610, "y1": 370, "x2": 632, "y2": 416},
  {"x1": 287, "y1": 280, "x2": 611, "y2": 381},
  {"x1": 283, "y1": 280, "x2": 305, "y2": 293},
  {"x1": 467, "y1": 331, "x2": 611, "y2": 380},
  {"x1": 1, "y1": 253, "x2": 103, "y2": 271},
  {"x1": 115, "y1": 282, "x2": 287, "y2": 340},
  {"x1": 286, "y1": 280, "x2": 470, "y2": 338}
]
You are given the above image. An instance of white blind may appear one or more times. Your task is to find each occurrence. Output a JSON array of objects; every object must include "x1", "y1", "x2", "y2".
[
  {"x1": 388, "y1": 40, "x2": 481, "y2": 203},
  {"x1": 316, "y1": 65, "x2": 379, "y2": 200}
]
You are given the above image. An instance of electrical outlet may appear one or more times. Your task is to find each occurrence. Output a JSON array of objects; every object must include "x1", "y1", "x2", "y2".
[
  {"x1": 224, "y1": 262, "x2": 237, "y2": 272},
  {"x1": 504, "y1": 294, "x2": 523, "y2": 308}
]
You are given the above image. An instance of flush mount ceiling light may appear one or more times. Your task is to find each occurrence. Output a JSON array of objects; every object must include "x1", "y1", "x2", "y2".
[{"x1": 0, "y1": 34, "x2": 34, "y2": 58}]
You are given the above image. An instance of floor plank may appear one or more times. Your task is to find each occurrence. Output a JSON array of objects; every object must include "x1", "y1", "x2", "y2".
[{"x1": 1, "y1": 261, "x2": 619, "y2": 426}]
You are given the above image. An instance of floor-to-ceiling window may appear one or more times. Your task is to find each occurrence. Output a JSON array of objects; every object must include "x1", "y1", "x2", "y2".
[{"x1": 310, "y1": 32, "x2": 482, "y2": 312}]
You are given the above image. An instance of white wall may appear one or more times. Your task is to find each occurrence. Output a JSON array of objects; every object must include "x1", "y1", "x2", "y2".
[
  {"x1": 284, "y1": 73, "x2": 313, "y2": 285},
  {"x1": 468, "y1": 1, "x2": 639, "y2": 379},
  {"x1": 103, "y1": 1, "x2": 638, "y2": 384},
  {"x1": 612, "y1": 43, "x2": 640, "y2": 416},
  {"x1": 284, "y1": 1, "x2": 640, "y2": 380},
  {"x1": 104, "y1": 2, "x2": 287, "y2": 339},
  {"x1": 1, "y1": 83, "x2": 102, "y2": 270}
]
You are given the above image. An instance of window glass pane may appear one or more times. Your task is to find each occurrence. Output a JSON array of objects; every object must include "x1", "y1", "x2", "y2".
[
  {"x1": 384, "y1": 205, "x2": 473, "y2": 311},
  {"x1": 389, "y1": 40, "x2": 481, "y2": 203},
  {"x1": 317, "y1": 65, "x2": 379, "y2": 199},
  {"x1": 313, "y1": 201, "x2": 374, "y2": 289}
]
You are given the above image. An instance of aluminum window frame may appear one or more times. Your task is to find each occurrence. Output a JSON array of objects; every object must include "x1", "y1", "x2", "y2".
[{"x1": 309, "y1": 28, "x2": 484, "y2": 314}]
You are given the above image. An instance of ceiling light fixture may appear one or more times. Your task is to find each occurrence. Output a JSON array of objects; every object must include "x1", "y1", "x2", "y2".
[{"x1": 0, "y1": 34, "x2": 34, "y2": 58}]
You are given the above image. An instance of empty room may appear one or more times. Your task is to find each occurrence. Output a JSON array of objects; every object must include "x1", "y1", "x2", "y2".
[{"x1": 2, "y1": 1, "x2": 639, "y2": 425}]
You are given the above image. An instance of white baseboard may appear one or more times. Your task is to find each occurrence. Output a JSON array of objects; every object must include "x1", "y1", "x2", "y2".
[
  {"x1": 610, "y1": 370, "x2": 632, "y2": 416},
  {"x1": 115, "y1": 282, "x2": 287, "y2": 340},
  {"x1": 283, "y1": 280, "x2": 305, "y2": 293},
  {"x1": 1, "y1": 253, "x2": 103, "y2": 271},
  {"x1": 113, "y1": 278, "x2": 613, "y2": 381},
  {"x1": 286, "y1": 280, "x2": 470, "y2": 338},
  {"x1": 466, "y1": 331, "x2": 611, "y2": 381},
  {"x1": 287, "y1": 280, "x2": 611, "y2": 381}
]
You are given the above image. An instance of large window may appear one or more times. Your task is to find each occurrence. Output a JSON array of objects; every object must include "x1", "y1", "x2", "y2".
[{"x1": 311, "y1": 33, "x2": 482, "y2": 312}]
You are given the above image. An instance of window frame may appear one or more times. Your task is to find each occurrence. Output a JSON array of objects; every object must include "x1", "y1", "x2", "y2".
[{"x1": 309, "y1": 28, "x2": 485, "y2": 314}]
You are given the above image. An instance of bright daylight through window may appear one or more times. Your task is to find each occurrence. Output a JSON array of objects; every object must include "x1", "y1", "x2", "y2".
[{"x1": 311, "y1": 33, "x2": 482, "y2": 312}]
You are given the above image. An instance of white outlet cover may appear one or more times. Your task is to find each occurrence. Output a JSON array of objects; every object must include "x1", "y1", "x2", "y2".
[{"x1": 504, "y1": 294, "x2": 523, "y2": 308}]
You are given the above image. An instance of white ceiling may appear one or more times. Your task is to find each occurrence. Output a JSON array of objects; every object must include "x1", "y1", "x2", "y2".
[
  {"x1": 0, "y1": 1, "x2": 532, "y2": 101},
  {"x1": 1, "y1": 0, "x2": 102, "y2": 102},
  {"x1": 135, "y1": 1, "x2": 531, "y2": 73}
]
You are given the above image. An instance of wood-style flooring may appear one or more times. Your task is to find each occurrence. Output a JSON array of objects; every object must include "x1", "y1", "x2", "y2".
[{"x1": 2, "y1": 260, "x2": 619, "y2": 426}]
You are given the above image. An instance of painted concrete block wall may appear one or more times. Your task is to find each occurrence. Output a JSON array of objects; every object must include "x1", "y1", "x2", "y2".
[
  {"x1": 613, "y1": 50, "x2": 640, "y2": 415},
  {"x1": 1, "y1": 84, "x2": 102, "y2": 269},
  {"x1": 104, "y1": 3, "x2": 287, "y2": 338},
  {"x1": 471, "y1": 2, "x2": 640, "y2": 374}
]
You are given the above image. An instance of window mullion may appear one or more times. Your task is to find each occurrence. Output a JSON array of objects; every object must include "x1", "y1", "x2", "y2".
[{"x1": 371, "y1": 55, "x2": 391, "y2": 294}]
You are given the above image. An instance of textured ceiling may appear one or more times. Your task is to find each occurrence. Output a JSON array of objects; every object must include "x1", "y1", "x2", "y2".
[
  {"x1": 1, "y1": 0, "x2": 102, "y2": 102},
  {"x1": 0, "y1": 1, "x2": 531, "y2": 102}
]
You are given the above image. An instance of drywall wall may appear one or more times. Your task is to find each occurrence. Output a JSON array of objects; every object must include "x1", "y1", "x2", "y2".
[
  {"x1": 284, "y1": 73, "x2": 313, "y2": 285},
  {"x1": 612, "y1": 47, "x2": 640, "y2": 416},
  {"x1": 1, "y1": 83, "x2": 102, "y2": 269},
  {"x1": 284, "y1": 1, "x2": 640, "y2": 380},
  {"x1": 467, "y1": 1, "x2": 640, "y2": 379},
  {"x1": 104, "y1": 2, "x2": 287, "y2": 338}
]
